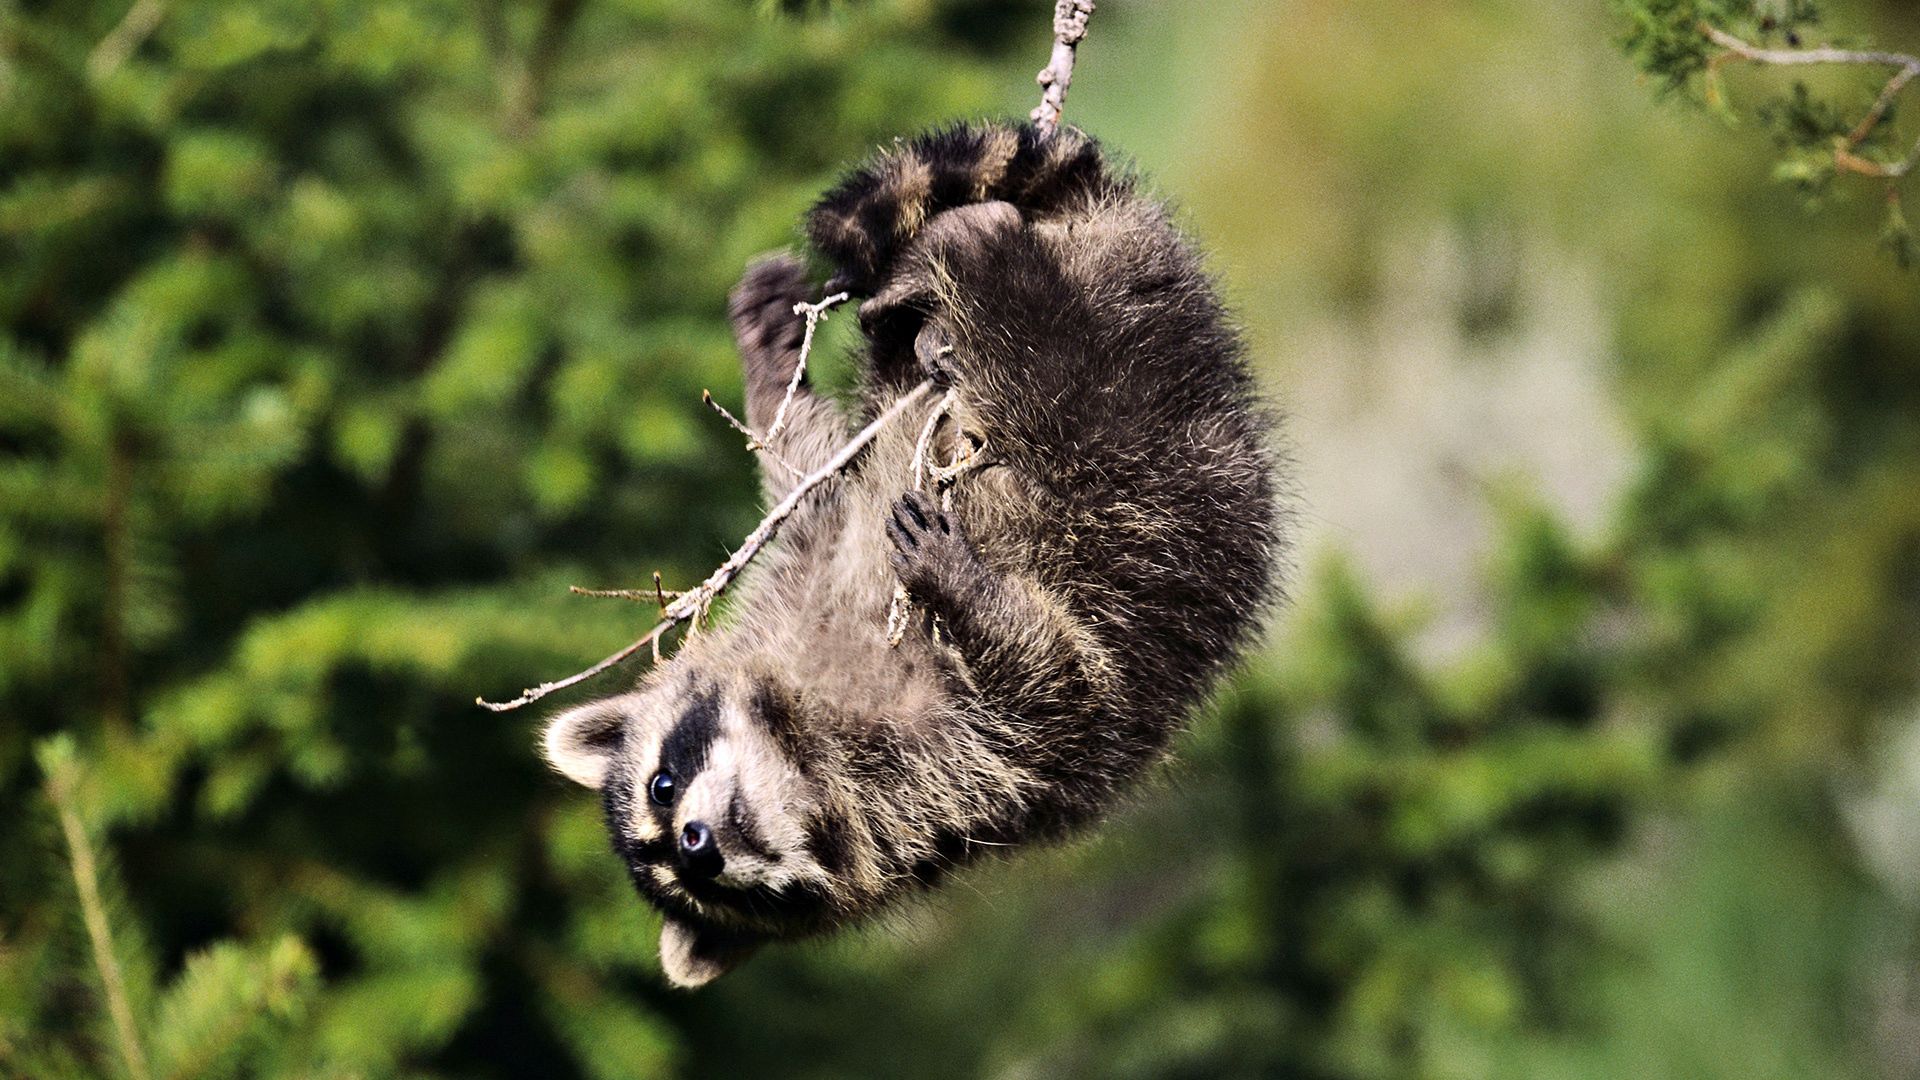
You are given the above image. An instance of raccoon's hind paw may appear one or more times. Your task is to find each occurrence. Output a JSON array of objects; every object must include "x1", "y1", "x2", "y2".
[
  {"x1": 729, "y1": 254, "x2": 811, "y2": 363},
  {"x1": 886, "y1": 490, "x2": 983, "y2": 601}
]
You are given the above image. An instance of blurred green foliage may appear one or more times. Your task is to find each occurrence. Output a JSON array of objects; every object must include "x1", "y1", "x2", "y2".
[
  {"x1": 4, "y1": 1, "x2": 1920, "y2": 1078},
  {"x1": 1617, "y1": 0, "x2": 1920, "y2": 263}
]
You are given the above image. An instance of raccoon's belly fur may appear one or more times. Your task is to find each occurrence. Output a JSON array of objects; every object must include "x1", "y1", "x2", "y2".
[{"x1": 542, "y1": 121, "x2": 1283, "y2": 987}]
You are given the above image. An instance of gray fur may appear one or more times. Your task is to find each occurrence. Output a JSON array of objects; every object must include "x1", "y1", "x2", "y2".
[{"x1": 544, "y1": 122, "x2": 1284, "y2": 987}]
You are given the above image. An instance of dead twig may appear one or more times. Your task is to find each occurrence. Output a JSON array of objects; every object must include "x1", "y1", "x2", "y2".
[
  {"x1": 763, "y1": 291, "x2": 848, "y2": 446},
  {"x1": 570, "y1": 572, "x2": 685, "y2": 610},
  {"x1": 1031, "y1": 0, "x2": 1096, "y2": 138},
  {"x1": 703, "y1": 390, "x2": 802, "y2": 478},
  {"x1": 479, "y1": 380, "x2": 940, "y2": 711}
]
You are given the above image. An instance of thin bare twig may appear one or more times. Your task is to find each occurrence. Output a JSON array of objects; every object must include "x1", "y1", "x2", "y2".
[
  {"x1": 1704, "y1": 23, "x2": 1920, "y2": 179},
  {"x1": 886, "y1": 388, "x2": 960, "y2": 645},
  {"x1": 703, "y1": 390, "x2": 802, "y2": 478},
  {"x1": 479, "y1": 380, "x2": 940, "y2": 711},
  {"x1": 570, "y1": 572, "x2": 685, "y2": 609},
  {"x1": 1032, "y1": 0, "x2": 1096, "y2": 137},
  {"x1": 45, "y1": 761, "x2": 152, "y2": 1080},
  {"x1": 763, "y1": 292, "x2": 848, "y2": 446}
]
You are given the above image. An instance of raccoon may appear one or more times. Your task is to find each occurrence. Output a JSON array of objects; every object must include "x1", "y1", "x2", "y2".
[{"x1": 541, "y1": 121, "x2": 1283, "y2": 987}]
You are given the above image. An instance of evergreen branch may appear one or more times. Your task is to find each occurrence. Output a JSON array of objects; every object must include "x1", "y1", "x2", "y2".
[
  {"x1": 100, "y1": 432, "x2": 133, "y2": 735},
  {"x1": 1031, "y1": 0, "x2": 1096, "y2": 137},
  {"x1": 478, "y1": 380, "x2": 940, "y2": 711},
  {"x1": 1704, "y1": 23, "x2": 1920, "y2": 178},
  {"x1": 86, "y1": 0, "x2": 166, "y2": 82},
  {"x1": 43, "y1": 751, "x2": 152, "y2": 1080}
]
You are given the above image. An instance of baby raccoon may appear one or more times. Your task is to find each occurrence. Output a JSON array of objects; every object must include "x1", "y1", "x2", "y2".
[{"x1": 542, "y1": 122, "x2": 1282, "y2": 987}]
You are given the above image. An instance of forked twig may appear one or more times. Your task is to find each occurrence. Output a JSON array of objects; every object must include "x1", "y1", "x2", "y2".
[
  {"x1": 764, "y1": 292, "x2": 849, "y2": 445},
  {"x1": 703, "y1": 390, "x2": 802, "y2": 478},
  {"x1": 1703, "y1": 23, "x2": 1920, "y2": 179},
  {"x1": 570, "y1": 572, "x2": 684, "y2": 609},
  {"x1": 479, "y1": 380, "x2": 939, "y2": 710}
]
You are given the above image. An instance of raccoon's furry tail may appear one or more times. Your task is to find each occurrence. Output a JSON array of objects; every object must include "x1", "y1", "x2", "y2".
[{"x1": 807, "y1": 121, "x2": 1123, "y2": 293}]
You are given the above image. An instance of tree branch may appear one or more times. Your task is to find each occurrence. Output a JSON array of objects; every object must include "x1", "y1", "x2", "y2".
[
  {"x1": 478, "y1": 380, "x2": 940, "y2": 711},
  {"x1": 1704, "y1": 23, "x2": 1920, "y2": 178},
  {"x1": 1031, "y1": 0, "x2": 1096, "y2": 138},
  {"x1": 762, "y1": 291, "x2": 848, "y2": 445}
]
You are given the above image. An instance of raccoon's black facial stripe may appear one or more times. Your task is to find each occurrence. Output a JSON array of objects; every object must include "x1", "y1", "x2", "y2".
[
  {"x1": 602, "y1": 768, "x2": 675, "y2": 868},
  {"x1": 628, "y1": 837, "x2": 674, "y2": 866},
  {"x1": 802, "y1": 816, "x2": 850, "y2": 875},
  {"x1": 749, "y1": 682, "x2": 809, "y2": 773},
  {"x1": 658, "y1": 690, "x2": 721, "y2": 791},
  {"x1": 600, "y1": 766, "x2": 638, "y2": 861}
]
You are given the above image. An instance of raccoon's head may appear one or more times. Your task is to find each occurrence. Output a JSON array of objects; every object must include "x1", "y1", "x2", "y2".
[{"x1": 542, "y1": 673, "x2": 838, "y2": 987}]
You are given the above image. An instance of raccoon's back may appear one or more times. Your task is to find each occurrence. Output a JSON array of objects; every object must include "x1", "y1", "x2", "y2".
[{"x1": 817, "y1": 122, "x2": 1280, "y2": 710}]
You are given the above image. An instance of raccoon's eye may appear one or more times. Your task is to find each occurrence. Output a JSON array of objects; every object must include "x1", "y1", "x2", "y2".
[{"x1": 648, "y1": 770, "x2": 677, "y2": 807}]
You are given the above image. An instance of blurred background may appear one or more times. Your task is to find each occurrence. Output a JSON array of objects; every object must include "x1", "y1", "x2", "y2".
[{"x1": 4, "y1": 0, "x2": 1920, "y2": 1076}]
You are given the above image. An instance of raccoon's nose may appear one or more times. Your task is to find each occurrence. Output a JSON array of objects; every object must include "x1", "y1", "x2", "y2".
[{"x1": 678, "y1": 821, "x2": 723, "y2": 879}]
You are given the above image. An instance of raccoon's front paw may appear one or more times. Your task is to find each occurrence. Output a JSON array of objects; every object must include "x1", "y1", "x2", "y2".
[
  {"x1": 729, "y1": 254, "x2": 811, "y2": 364},
  {"x1": 886, "y1": 490, "x2": 983, "y2": 602}
]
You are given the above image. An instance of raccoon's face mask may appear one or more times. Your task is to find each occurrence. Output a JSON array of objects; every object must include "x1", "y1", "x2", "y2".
[{"x1": 543, "y1": 681, "x2": 830, "y2": 987}]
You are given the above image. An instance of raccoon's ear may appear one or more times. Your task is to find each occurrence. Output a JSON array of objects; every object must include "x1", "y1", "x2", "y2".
[
  {"x1": 659, "y1": 919, "x2": 760, "y2": 989},
  {"x1": 541, "y1": 694, "x2": 632, "y2": 789}
]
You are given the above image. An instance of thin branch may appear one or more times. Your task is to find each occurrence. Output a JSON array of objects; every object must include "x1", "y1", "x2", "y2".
[
  {"x1": 701, "y1": 293, "x2": 847, "y2": 479},
  {"x1": 1703, "y1": 23, "x2": 1920, "y2": 178},
  {"x1": 569, "y1": 572, "x2": 685, "y2": 609},
  {"x1": 45, "y1": 761, "x2": 152, "y2": 1080},
  {"x1": 702, "y1": 390, "x2": 802, "y2": 478},
  {"x1": 87, "y1": 0, "x2": 166, "y2": 82},
  {"x1": 479, "y1": 380, "x2": 940, "y2": 711},
  {"x1": 1702, "y1": 24, "x2": 1918, "y2": 71},
  {"x1": 1031, "y1": 0, "x2": 1096, "y2": 137},
  {"x1": 886, "y1": 388, "x2": 959, "y2": 646},
  {"x1": 763, "y1": 291, "x2": 848, "y2": 445}
]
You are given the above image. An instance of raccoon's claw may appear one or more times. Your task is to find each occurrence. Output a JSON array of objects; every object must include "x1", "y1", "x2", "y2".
[
  {"x1": 729, "y1": 254, "x2": 811, "y2": 359},
  {"x1": 913, "y1": 324, "x2": 957, "y2": 388},
  {"x1": 886, "y1": 490, "x2": 977, "y2": 598}
]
